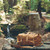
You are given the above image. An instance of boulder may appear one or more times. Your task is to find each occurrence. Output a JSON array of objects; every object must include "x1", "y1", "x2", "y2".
[
  {"x1": 42, "y1": 32, "x2": 50, "y2": 42},
  {"x1": 2, "y1": 44, "x2": 16, "y2": 50}
]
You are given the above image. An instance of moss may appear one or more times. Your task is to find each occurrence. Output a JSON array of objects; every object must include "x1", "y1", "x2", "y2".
[
  {"x1": 1, "y1": 24, "x2": 27, "y2": 37},
  {"x1": 11, "y1": 25, "x2": 27, "y2": 30},
  {"x1": 2, "y1": 24, "x2": 27, "y2": 30}
]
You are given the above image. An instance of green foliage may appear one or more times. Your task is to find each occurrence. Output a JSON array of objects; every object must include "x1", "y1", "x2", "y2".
[
  {"x1": 3, "y1": 0, "x2": 9, "y2": 12},
  {"x1": 17, "y1": 13, "x2": 29, "y2": 24},
  {"x1": 0, "y1": 1, "x2": 4, "y2": 10},
  {"x1": 0, "y1": 32, "x2": 1, "y2": 36},
  {"x1": 30, "y1": 0, "x2": 50, "y2": 12},
  {"x1": 47, "y1": 14, "x2": 50, "y2": 15},
  {"x1": 41, "y1": 0, "x2": 50, "y2": 12},
  {"x1": 13, "y1": 1, "x2": 29, "y2": 24},
  {"x1": 0, "y1": 16, "x2": 2, "y2": 30},
  {"x1": 8, "y1": 8, "x2": 14, "y2": 15},
  {"x1": 2, "y1": 24, "x2": 27, "y2": 30},
  {"x1": 13, "y1": 25, "x2": 27, "y2": 30},
  {"x1": 0, "y1": 16, "x2": 2, "y2": 21},
  {"x1": 45, "y1": 22, "x2": 50, "y2": 29},
  {"x1": 17, "y1": 0, "x2": 20, "y2": 2},
  {"x1": 30, "y1": 0, "x2": 38, "y2": 11}
]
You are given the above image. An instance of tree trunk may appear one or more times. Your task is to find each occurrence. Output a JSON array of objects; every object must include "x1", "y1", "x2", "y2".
[
  {"x1": 13, "y1": 0, "x2": 17, "y2": 5},
  {"x1": 7, "y1": 0, "x2": 14, "y2": 8},
  {"x1": 37, "y1": 0, "x2": 42, "y2": 19}
]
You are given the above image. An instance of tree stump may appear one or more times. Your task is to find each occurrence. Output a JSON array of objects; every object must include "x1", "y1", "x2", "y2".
[{"x1": 27, "y1": 13, "x2": 41, "y2": 31}]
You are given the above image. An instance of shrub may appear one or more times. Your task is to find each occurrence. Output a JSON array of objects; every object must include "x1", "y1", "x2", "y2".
[
  {"x1": 3, "y1": 0, "x2": 9, "y2": 12},
  {"x1": 45, "y1": 22, "x2": 50, "y2": 32},
  {"x1": 0, "y1": 16, "x2": 2, "y2": 21},
  {"x1": 0, "y1": 32, "x2": 1, "y2": 36},
  {"x1": 45, "y1": 22, "x2": 50, "y2": 29},
  {"x1": 0, "y1": 1, "x2": 4, "y2": 10}
]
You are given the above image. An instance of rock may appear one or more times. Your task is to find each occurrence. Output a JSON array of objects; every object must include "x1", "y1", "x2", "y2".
[
  {"x1": 0, "y1": 38, "x2": 16, "y2": 50},
  {"x1": 2, "y1": 44, "x2": 16, "y2": 50},
  {"x1": 5, "y1": 37, "x2": 15, "y2": 44},
  {"x1": 42, "y1": 32, "x2": 50, "y2": 42},
  {"x1": 41, "y1": 12, "x2": 46, "y2": 15},
  {"x1": 0, "y1": 38, "x2": 9, "y2": 50}
]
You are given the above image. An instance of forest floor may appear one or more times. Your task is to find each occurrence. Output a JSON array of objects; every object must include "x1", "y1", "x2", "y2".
[
  {"x1": 0, "y1": 32, "x2": 50, "y2": 50},
  {"x1": 0, "y1": 38, "x2": 8, "y2": 50}
]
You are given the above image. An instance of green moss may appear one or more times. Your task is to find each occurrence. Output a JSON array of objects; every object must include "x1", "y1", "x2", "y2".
[
  {"x1": 2, "y1": 24, "x2": 27, "y2": 30},
  {"x1": 13, "y1": 25, "x2": 27, "y2": 30}
]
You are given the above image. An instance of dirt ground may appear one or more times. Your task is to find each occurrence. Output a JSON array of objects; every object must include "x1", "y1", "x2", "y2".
[{"x1": 0, "y1": 38, "x2": 8, "y2": 50}]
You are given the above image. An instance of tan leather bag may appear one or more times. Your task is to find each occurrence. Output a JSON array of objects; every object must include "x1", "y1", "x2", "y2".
[{"x1": 17, "y1": 33, "x2": 42, "y2": 46}]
